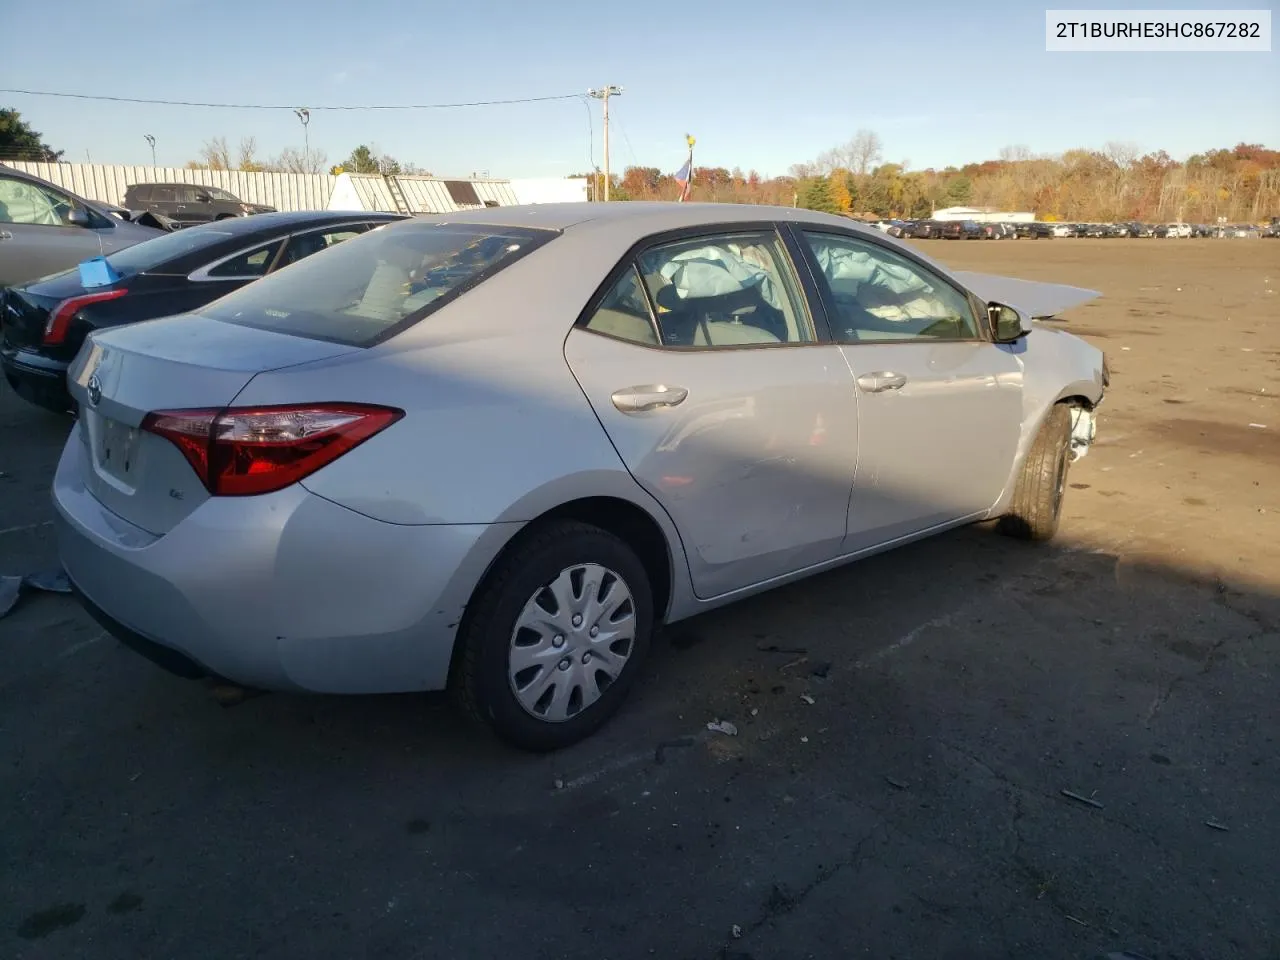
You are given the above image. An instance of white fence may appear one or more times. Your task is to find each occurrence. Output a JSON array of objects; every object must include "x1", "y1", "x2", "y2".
[
  {"x1": 5, "y1": 162, "x2": 335, "y2": 211},
  {"x1": 5, "y1": 162, "x2": 590, "y2": 214}
]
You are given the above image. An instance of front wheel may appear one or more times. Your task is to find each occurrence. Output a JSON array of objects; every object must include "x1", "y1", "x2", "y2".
[
  {"x1": 453, "y1": 520, "x2": 654, "y2": 751},
  {"x1": 998, "y1": 404, "x2": 1073, "y2": 541}
]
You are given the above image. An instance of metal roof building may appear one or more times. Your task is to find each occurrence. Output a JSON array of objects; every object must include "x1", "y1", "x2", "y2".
[{"x1": 932, "y1": 206, "x2": 1035, "y2": 223}]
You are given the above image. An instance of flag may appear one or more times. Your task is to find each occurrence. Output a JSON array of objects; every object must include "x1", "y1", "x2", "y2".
[
  {"x1": 673, "y1": 159, "x2": 692, "y2": 202},
  {"x1": 673, "y1": 134, "x2": 695, "y2": 202}
]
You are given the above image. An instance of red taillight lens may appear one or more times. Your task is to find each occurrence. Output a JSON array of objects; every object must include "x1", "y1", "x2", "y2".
[
  {"x1": 44, "y1": 289, "x2": 128, "y2": 344},
  {"x1": 141, "y1": 403, "x2": 403, "y2": 496}
]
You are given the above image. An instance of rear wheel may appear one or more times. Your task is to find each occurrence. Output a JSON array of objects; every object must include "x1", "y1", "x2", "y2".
[
  {"x1": 453, "y1": 520, "x2": 654, "y2": 751},
  {"x1": 998, "y1": 403, "x2": 1073, "y2": 541}
]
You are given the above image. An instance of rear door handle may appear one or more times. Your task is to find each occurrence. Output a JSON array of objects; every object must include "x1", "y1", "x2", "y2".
[
  {"x1": 855, "y1": 372, "x2": 908, "y2": 393},
  {"x1": 611, "y1": 384, "x2": 689, "y2": 413}
]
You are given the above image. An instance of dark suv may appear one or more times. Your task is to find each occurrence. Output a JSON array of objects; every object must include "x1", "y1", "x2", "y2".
[{"x1": 123, "y1": 183, "x2": 275, "y2": 227}]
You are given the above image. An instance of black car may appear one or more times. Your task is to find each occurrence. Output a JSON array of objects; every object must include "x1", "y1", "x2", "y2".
[
  {"x1": 1, "y1": 211, "x2": 404, "y2": 413},
  {"x1": 1016, "y1": 222, "x2": 1054, "y2": 239},
  {"x1": 123, "y1": 182, "x2": 276, "y2": 228},
  {"x1": 907, "y1": 220, "x2": 943, "y2": 239},
  {"x1": 940, "y1": 220, "x2": 984, "y2": 240}
]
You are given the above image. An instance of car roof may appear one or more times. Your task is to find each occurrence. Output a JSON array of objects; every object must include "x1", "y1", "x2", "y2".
[
  {"x1": 411, "y1": 200, "x2": 891, "y2": 241},
  {"x1": 177, "y1": 209, "x2": 405, "y2": 235}
]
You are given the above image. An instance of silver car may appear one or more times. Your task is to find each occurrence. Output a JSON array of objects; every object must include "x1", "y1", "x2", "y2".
[
  {"x1": 53, "y1": 203, "x2": 1108, "y2": 751},
  {"x1": 0, "y1": 164, "x2": 165, "y2": 287}
]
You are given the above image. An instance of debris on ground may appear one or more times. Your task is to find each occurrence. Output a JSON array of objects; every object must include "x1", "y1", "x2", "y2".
[
  {"x1": 208, "y1": 682, "x2": 266, "y2": 708},
  {"x1": 730, "y1": 924, "x2": 743, "y2": 938},
  {"x1": 1204, "y1": 819, "x2": 1229, "y2": 832},
  {"x1": 707, "y1": 720, "x2": 738, "y2": 736},
  {"x1": 654, "y1": 737, "x2": 695, "y2": 764},
  {"x1": 885, "y1": 777, "x2": 909, "y2": 790},
  {"x1": 1061, "y1": 788, "x2": 1104, "y2": 809},
  {"x1": 799, "y1": 694, "x2": 815, "y2": 705},
  {"x1": 0, "y1": 568, "x2": 73, "y2": 619},
  {"x1": 756, "y1": 642, "x2": 807, "y2": 655}
]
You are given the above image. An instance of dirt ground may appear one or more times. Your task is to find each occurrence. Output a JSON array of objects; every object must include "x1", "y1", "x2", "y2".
[{"x1": 1, "y1": 237, "x2": 1277, "y2": 960}]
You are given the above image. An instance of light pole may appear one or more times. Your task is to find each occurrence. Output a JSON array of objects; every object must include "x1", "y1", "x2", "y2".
[
  {"x1": 587, "y1": 85, "x2": 622, "y2": 201},
  {"x1": 144, "y1": 134, "x2": 156, "y2": 166},
  {"x1": 294, "y1": 108, "x2": 311, "y2": 171}
]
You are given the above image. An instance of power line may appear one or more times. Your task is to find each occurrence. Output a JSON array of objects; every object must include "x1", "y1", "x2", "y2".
[{"x1": 0, "y1": 88, "x2": 584, "y2": 111}]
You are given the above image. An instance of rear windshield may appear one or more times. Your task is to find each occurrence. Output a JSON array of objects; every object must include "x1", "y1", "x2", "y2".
[
  {"x1": 105, "y1": 226, "x2": 238, "y2": 277},
  {"x1": 200, "y1": 220, "x2": 557, "y2": 346}
]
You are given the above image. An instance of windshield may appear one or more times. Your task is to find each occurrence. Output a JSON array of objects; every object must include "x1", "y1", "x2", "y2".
[
  {"x1": 105, "y1": 227, "x2": 237, "y2": 277},
  {"x1": 201, "y1": 220, "x2": 558, "y2": 346}
]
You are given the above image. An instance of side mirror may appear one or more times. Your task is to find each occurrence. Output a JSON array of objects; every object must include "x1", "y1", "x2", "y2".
[
  {"x1": 66, "y1": 208, "x2": 90, "y2": 228},
  {"x1": 988, "y1": 301, "x2": 1033, "y2": 342}
]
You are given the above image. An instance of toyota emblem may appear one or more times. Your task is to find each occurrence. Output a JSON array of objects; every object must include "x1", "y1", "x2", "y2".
[{"x1": 87, "y1": 374, "x2": 102, "y2": 407}]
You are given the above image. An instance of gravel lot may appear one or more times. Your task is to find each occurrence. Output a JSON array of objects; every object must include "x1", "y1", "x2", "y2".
[{"x1": 2, "y1": 238, "x2": 1277, "y2": 960}]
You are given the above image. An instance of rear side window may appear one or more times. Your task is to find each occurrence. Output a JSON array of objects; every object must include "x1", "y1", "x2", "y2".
[
  {"x1": 202, "y1": 221, "x2": 558, "y2": 346},
  {"x1": 206, "y1": 240, "x2": 284, "y2": 279},
  {"x1": 104, "y1": 227, "x2": 238, "y2": 276}
]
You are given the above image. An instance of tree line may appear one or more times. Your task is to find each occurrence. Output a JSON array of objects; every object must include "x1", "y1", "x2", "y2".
[
  {"x1": 185, "y1": 137, "x2": 428, "y2": 177},
  {"x1": 600, "y1": 129, "x2": 1280, "y2": 223}
]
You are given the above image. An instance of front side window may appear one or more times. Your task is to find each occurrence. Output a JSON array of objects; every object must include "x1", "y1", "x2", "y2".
[
  {"x1": 801, "y1": 231, "x2": 980, "y2": 342},
  {"x1": 206, "y1": 240, "x2": 284, "y2": 279},
  {"x1": 0, "y1": 176, "x2": 77, "y2": 226},
  {"x1": 207, "y1": 188, "x2": 238, "y2": 202},
  {"x1": 202, "y1": 220, "x2": 557, "y2": 346}
]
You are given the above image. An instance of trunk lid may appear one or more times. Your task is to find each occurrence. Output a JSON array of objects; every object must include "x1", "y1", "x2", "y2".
[
  {"x1": 1, "y1": 270, "x2": 94, "y2": 351},
  {"x1": 67, "y1": 313, "x2": 361, "y2": 535}
]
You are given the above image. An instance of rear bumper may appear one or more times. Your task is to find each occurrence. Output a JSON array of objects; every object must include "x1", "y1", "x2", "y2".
[
  {"x1": 53, "y1": 428, "x2": 516, "y2": 693},
  {"x1": 0, "y1": 349, "x2": 72, "y2": 413}
]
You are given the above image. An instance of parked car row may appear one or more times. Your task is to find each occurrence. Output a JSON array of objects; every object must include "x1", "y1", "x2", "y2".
[
  {"x1": 866, "y1": 216, "x2": 1268, "y2": 240},
  {"x1": 1, "y1": 164, "x2": 282, "y2": 290},
  {"x1": 2, "y1": 210, "x2": 404, "y2": 412}
]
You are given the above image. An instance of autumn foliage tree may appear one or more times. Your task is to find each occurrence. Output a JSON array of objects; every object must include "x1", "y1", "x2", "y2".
[{"x1": 604, "y1": 137, "x2": 1278, "y2": 222}]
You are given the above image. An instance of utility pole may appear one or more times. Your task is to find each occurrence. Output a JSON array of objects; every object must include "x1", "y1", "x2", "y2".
[
  {"x1": 587, "y1": 85, "x2": 622, "y2": 201},
  {"x1": 144, "y1": 134, "x2": 156, "y2": 166},
  {"x1": 294, "y1": 108, "x2": 311, "y2": 171}
]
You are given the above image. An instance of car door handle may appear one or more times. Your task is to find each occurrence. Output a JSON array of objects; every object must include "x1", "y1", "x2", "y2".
[
  {"x1": 611, "y1": 384, "x2": 689, "y2": 413},
  {"x1": 856, "y1": 372, "x2": 907, "y2": 393}
]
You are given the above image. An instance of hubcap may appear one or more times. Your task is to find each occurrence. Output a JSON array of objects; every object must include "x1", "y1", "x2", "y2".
[{"x1": 507, "y1": 563, "x2": 637, "y2": 723}]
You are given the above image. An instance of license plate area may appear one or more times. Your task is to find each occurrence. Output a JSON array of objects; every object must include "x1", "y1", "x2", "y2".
[{"x1": 91, "y1": 413, "x2": 142, "y2": 486}]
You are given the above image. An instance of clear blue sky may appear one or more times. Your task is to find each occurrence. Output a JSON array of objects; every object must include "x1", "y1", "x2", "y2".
[{"x1": 3, "y1": 0, "x2": 1276, "y2": 177}]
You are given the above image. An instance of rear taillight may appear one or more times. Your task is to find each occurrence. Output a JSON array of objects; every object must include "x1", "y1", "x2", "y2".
[
  {"x1": 44, "y1": 289, "x2": 128, "y2": 344},
  {"x1": 141, "y1": 403, "x2": 403, "y2": 496}
]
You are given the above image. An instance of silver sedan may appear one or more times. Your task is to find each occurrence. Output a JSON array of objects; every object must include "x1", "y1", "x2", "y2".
[{"x1": 53, "y1": 203, "x2": 1108, "y2": 751}]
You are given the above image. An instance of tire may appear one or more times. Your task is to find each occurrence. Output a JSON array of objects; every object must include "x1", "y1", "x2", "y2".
[
  {"x1": 452, "y1": 520, "x2": 654, "y2": 751},
  {"x1": 998, "y1": 403, "x2": 1073, "y2": 541}
]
